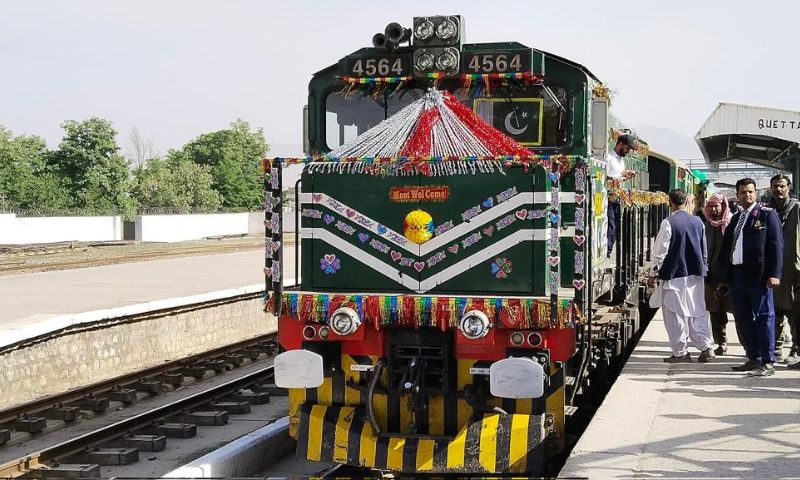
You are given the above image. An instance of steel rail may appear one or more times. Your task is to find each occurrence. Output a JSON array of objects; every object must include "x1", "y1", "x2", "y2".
[
  {"x1": 0, "y1": 331, "x2": 276, "y2": 426},
  {"x1": 0, "y1": 365, "x2": 275, "y2": 478}
]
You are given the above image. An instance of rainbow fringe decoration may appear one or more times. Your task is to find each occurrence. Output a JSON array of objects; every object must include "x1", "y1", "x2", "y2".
[
  {"x1": 338, "y1": 76, "x2": 412, "y2": 99},
  {"x1": 281, "y1": 292, "x2": 582, "y2": 330}
]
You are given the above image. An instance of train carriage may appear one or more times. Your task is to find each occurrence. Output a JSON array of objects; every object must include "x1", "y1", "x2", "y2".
[{"x1": 264, "y1": 14, "x2": 684, "y2": 475}]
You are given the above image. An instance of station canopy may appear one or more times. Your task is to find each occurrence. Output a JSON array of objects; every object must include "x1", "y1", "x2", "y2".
[{"x1": 695, "y1": 103, "x2": 800, "y2": 171}]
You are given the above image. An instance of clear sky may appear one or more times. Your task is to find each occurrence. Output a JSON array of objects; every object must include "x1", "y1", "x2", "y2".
[{"x1": 2, "y1": 0, "x2": 798, "y2": 157}]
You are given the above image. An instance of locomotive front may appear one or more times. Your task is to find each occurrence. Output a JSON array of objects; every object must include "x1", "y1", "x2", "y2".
[{"x1": 268, "y1": 15, "x2": 592, "y2": 474}]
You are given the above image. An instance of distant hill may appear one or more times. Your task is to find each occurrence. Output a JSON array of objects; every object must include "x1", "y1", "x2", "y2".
[{"x1": 634, "y1": 125, "x2": 704, "y2": 163}]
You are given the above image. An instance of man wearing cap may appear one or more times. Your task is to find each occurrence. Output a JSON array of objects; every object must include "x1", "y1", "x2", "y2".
[
  {"x1": 606, "y1": 134, "x2": 637, "y2": 257},
  {"x1": 649, "y1": 189, "x2": 715, "y2": 363}
]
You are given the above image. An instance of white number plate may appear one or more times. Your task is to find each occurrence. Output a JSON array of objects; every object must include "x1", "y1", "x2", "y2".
[
  {"x1": 469, "y1": 367, "x2": 491, "y2": 375},
  {"x1": 350, "y1": 364, "x2": 374, "y2": 372}
]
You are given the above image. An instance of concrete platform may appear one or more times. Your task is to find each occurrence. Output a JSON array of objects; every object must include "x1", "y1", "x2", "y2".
[
  {"x1": 0, "y1": 249, "x2": 297, "y2": 349},
  {"x1": 561, "y1": 310, "x2": 800, "y2": 478},
  {"x1": 0, "y1": 249, "x2": 296, "y2": 409}
]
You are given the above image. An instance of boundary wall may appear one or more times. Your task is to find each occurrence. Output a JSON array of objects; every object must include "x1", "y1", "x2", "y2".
[
  {"x1": 0, "y1": 214, "x2": 122, "y2": 244},
  {"x1": 135, "y1": 213, "x2": 249, "y2": 242}
]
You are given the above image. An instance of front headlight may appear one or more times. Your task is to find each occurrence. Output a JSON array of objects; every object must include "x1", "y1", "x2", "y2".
[
  {"x1": 436, "y1": 19, "x2": 457, "y2": 40},
  {"x1": 435, "y1": 50, "x2": 458, "y2": 71},
  {"x1": 329, "y1": 307, "x2": 360, "y2": 336},
  {"x1": 459, "y1": 310, "x2": 490, "y2": 339},
  {"x1": 415, "y1": 51, "x2": 435, "y2": 71},
  {"x1": 414, "y1": 20, "x2": 434, "y2": 41}
]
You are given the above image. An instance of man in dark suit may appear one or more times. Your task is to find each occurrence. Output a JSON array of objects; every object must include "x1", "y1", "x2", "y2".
[{"x1": 717, "y1": 178, "x2": 784, "y2": 376}]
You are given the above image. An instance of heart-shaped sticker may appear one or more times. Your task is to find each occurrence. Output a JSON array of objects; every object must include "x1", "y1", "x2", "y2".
[
  {"x1": 490, "y1": 263, "x2": 500, "y2": 274},
  {"x1": 391, "y1": 250, "x2": 402, "y2": 261},
  {"x1": 448, "y1": 244, "x2": 459, "y2": 254},
  {"x1": 324, "y1": 214, "x2": 335, "y2": 225},
  {"x1": 575, "y1": 193, "x2": 585, "y2": 204},
  {"x1": 413, "y1": 262, "x2": 425, "y2": 272},
  {"x1": 482, "y1": 197, "x2": 494, "y2": 208},
  {"x1": 573, "y1": 279, "x2": 585, "y2": 290},
  {"x1": 573, "y1": 235, "x2": 585, "y2": 246},
  {"x1": 483, "y1": 226, "x2": 494, "y2": 236},
  {"x1": 496, "y1": 270, "x2": 508, "y2": 279},
  {"x1": 312, "y1": 193, "x2": 323, "y2": 202},
  {"x1": 358, "y1": 233, "x2": 369, "y2": 244},
  {"x1": 324, "y1": 254, "x2": 336, "y2": 264},
  {"x1": 515, "y1": 209, "x2": 528, "y2": 220},
  {"x1": 549, "y1": 213, "x2": 561, "y2": 224},
  {"x1": 271, "y1": 240, "x2": 282, "y2": 251},
  {"x1": 263, "y1": 267, "x2": 272, "y2": 277},
  {"x1": 346, "y1": 209, "x2": 356, "y2": 218},
  {"x1": 377, "y1": 225, "x2": 388, "y2": 234},
  {"x1": 548, "y1": 256, "x2": 560, "y2": 267},
  {"x1": 548, "y1": 172, "x2": 560, "y2": 183}
]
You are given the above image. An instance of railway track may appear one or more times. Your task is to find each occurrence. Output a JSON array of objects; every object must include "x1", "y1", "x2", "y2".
[
  {"x1": 0, "y1": 242, "x2": 264, "y2": 274},
  {"x1": 0, "y1": 334, "x2": 281, "y2": 478}
]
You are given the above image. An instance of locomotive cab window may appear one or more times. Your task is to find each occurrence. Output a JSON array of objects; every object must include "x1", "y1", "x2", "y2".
[
  {"x1": 325, "y1": 85, "x2": 570, "y2": 151},
  {"x1": 325, "y1": 89, "x2": 424, "y2": 149}
]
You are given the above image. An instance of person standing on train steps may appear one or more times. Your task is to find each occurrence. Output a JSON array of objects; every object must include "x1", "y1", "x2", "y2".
[
  {"x1": 649, "y1": 189, "x2": 715, "y2": 363},
  {"x1": 606, "y1": 134, "x2": 637, "y2": 257},
  {"x1": 703, "y1": 194, "x2": 738, "y2": 355},
  {"x1": 767, "y1": 174, "x2": 800, "y2": 365},
  {"x1": 716, "y1": 178, "x2": 784, "y2": 377}
]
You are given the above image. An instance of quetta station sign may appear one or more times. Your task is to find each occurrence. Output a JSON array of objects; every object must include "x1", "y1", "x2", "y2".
[{"x1": 698, "y1": 103, "x2": 800, "y2": 144}]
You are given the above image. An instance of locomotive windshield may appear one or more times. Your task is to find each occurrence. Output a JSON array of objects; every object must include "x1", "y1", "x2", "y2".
[{"x1": 325, "y1": 84, "x2": 571, "y2": 150}]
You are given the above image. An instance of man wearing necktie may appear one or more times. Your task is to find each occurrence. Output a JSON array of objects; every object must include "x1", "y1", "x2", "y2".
[{"x1": 716, "y1": 178, "x2": 784, "y2": 376}]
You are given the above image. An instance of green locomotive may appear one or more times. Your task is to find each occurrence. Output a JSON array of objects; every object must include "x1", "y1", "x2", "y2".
[{"x1": 265, "y1": 14, "x2": 686, "y2": 474}]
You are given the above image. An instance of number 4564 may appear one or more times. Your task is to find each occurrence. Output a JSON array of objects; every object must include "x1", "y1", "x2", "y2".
[
  {"x1": 352, "y1": 58, "x2": 403, "y2": 76},
  {"x1": 468, "y1": 54, "x2": 522, "y2": 73}
]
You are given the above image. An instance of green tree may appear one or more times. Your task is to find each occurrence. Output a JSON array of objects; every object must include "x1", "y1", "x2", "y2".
[
  {"x1": 132, "y1": 157, "x2": 222, "y2": 212},
  {"x1": 0, "y1": 126, "x2": 71, "y2": 211},
  {"x1": 50, "y1": 117, "x2": 136, "y2": 217},
  {"x1": 178, "y1": 119, "x2": 268, "y2": 209}
]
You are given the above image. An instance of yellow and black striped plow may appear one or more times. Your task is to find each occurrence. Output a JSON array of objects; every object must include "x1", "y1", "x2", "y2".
[{"x1": 296, "y1": 404, "x2": 545, "y2": 474}]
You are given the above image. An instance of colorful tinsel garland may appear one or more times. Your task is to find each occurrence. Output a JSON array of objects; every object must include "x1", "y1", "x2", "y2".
[
  {"x1": 338, "y1": 75, "x2": 412, "y2": 99},
  {"x1": 609, "y1": 187, "x2": 669, "y2": 207},
  {"x1": 261, "y1": 155, "x2": 578, "y2": 177},
  {"x1": 280, "y1": 292, "x2": 582, "y2": 330}
]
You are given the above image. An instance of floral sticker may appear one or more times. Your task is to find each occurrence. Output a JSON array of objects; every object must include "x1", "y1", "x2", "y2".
[
  {"x1": 461, "y1": 205, "x2": 482, "y2": 222},
  {"x1": 461, "y1": 232, "x2": 482, "y2": 249},
  {"x1": 335, "y1": 220, "x2": 355, "y2": 235},
  {"x1": 426, "y1": 251, "x2": 447, "y2": 268},
  {"x1": 496, "y1": 186, "x2": 518, "y2": 203},
  {"x1": 302, "y1": 208, "x2": 322, "y2": 219},
  {"x1": 370, "y1": 239, "x2": 390, "y2": 254},
  {"x1": 434, "y1": 220, "x2": 454, "y2": 236},
  {"x1": 496, "y1": 213, "x2": 517, "y2": 231},
  {"x1": 320, "y1": 254, "x2": 340, "y2": 275},
  {"x1": 490, "y1": 257, "x2": 513, "y2": 279}
]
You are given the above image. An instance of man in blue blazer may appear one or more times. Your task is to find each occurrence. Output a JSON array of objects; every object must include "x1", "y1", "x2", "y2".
[{"x1": 717, "y1": 178, "x2": 784, "y2": 376}]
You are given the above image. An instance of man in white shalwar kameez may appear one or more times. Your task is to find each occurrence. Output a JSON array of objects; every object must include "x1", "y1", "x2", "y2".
[{"x1": 649, "y1": 189, "x2": 715, "y2": 362}]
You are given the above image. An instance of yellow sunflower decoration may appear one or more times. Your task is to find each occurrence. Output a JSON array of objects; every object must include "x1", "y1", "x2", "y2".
[{"x1": 403, "y1": 209, "x2": 434, "y2": 244}]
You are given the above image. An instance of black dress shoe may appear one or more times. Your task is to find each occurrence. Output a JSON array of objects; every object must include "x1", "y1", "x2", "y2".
[
  {"x1": 731, "y1": 360, "x2": 759, "y2": 371},
  {"x1": 664, "y1": 354, "x2": 692, "y2": 363},
  {"x1": 714, "y1": 344, "x2": 728, "y2": 356},
  {"x1": 698, "y1": 348, "x2": 716, "y2": 363}
]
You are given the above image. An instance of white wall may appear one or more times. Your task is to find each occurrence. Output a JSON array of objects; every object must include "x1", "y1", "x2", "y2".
[
  {"x1": 0, "y1": 213, "x2": 123, "y2": 244},
  {"x1": 136, "y1": 213, "x2": 249, "y2": 242}
]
